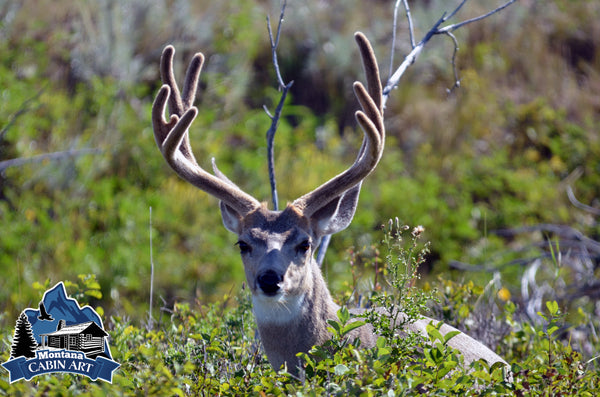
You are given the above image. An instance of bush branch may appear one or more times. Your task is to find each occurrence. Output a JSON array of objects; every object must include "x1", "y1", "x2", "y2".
[
  {"x1": 0, "y1": 87, "x2": 45, "y2": 141},
  {"x1": 264, "y1": 0, "x2": 293, "y2": 211},
  {"x1": 0, "y1": 148, "x2": 102, "y2": 173},
  {"x1": 148, "y1": 206, "x2": 155, "y2": 331},
  {"x1": 567, "y1": 185, "x2": 600, "y2": 217},
  {"x1": 383, "y1": 0, "x2": 517, "y2": 107}
]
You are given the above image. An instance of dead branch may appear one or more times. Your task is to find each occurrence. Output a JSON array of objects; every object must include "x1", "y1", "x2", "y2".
[
  {"x1": 383, "y1": 0, "x2": 517, "y2": 107},
  {"x1": 494, "y1": 224, "x2": 600, "y2": 255},
  {"x1": 148, "y1": 206, "x2": 155, "y2": 331},
  {"x1": 0, "y1": 88, "x2": 45, "y2": 141},
  {"x1": 263, "y1": 0, "x2": 294, "y2": 212},
  {"x1": 567, "y1": 185, "x2": 600, "y2": 217},
  {"x1": 0, "y1": 148, "x2": 102, "y2": 173}
]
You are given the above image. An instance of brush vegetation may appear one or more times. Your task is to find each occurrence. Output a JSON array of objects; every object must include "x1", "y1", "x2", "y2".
[{"x1": 1, "y1": 0, "x2": 599, "y2": 394}]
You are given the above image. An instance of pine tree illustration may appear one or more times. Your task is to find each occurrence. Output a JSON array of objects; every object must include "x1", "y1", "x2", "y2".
[{"x1": 10, "y1": 312, "x2": 38, "y2": 358}]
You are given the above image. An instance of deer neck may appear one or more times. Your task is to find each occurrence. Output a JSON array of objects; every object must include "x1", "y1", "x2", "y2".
[{"x1": 253, "y1": 258, "x2": 339, "y2": 372}]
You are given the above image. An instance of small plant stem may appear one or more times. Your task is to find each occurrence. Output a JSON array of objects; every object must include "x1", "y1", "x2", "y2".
[{"x1": 148, "y1": 206, "x2": 155, "y2": 330}]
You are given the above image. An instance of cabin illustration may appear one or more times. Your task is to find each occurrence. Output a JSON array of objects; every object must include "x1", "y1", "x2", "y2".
[{"x1": 39, "y1": 321, "x2": 107, "y2": 358}]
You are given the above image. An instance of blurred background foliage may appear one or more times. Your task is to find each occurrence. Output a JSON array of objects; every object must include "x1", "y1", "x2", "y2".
[{"x1": 0, "y1": 0, "x2": 598, "y2": 331}]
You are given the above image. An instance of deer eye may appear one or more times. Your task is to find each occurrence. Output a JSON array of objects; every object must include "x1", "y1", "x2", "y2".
[
  {"x1": 236, "y1": 240, "x2": 252, "y2": 255},
  {"x1": 296, "y1": 239, "x2": 311, "y2": 255}
]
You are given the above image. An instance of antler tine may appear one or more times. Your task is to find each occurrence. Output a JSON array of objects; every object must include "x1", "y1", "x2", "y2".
[
  {"x1": 350, "y1": 32, "x2": 384, "y2": 163},
  {"x1": 354, "y1": 32, "x2": 383, "y2": 115},
  {"x1": 158, "y1": 45, "x2": 204, "y2": 165},
  {"x1": 152, "y1": 45, "x2": 261, "y2": 215},
  {"x1": 293, "y1": 32, "x2": 384, "y2": 216}
]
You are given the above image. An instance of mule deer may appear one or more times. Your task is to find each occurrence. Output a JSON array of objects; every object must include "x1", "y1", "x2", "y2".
[{"x1": 151, "y1": 32, "x2": 507, "y2": 374}]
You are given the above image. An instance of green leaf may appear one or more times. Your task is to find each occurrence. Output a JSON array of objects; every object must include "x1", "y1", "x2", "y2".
[
  {"x1": 436, "y1": 361, "x2": 457, "y2": 378},
  {"x1": 170, "y1": 387, "x2": 185, "y2": 397},
  {"x1": 443, "y1": 330, "x2": 461, "y2": 344},
  {"x1": 84, "y1": 290, "x2": 103, "y2": 299},
  {"x1": 537, "y1": 311, "x2": 548, "y2": 322},
  {"x1": 337, "y1": 307, "x2": 350, "y2": 324},
  {"x1": 547, "y1": 325, "x2": 559, "y2": 336},
  {"x1": 334, "y1": 364, "x2": 349, "y2": 376},
  {"x1": 342, "y1": 320, "x2": 365, "y2": 336},
  {"x1": 546, "y1": 301, "x2": 559, "y2": 316},
  {"x1": 424, "y1": 349, "x2": 434, "y2": 365},
  {"x1": 327, "y1": 319, "x2": 342, "y2": 334},
  {"x1": 426, "y1": 323, "x2": 444, "y2": 343},
  {"x1": 377, "y1": 347, "x2": 391, "y2": 359}
]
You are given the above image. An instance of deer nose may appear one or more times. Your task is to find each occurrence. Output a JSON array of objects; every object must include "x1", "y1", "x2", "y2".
[{"x1": 257, "y1": 270, "x2": 283, "y2": 296}]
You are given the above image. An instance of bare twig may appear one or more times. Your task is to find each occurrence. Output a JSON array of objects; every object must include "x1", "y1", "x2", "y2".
[
  {"x1": 389, "y1": 1, "x2": 402, "y2": 78},
  {"x1": 0, "y1": 87, "x2": 45, "y2": 141},
  {"x1": 383, "y1": 0, "x2": 517, "y2": 108},
  {"x1": 266, "y1": 1, "x2": 287, "y2": 89},
  {"x1": 264, "y1": 0, "x2": 294, "y2": 211},
  {"x1": 389, "y1": 0, "x2": 416, "y2": 78},
  {"x1": 0, "y1": 148, "x2": 102, "y2": 173},
  {"x1": 403, "y1": 0, "x2": 416, "y2": 49},
  {"x1": 567, "y1": 185, "x2": 600, "y2": 216},
  {"x1": 494, "y1": 224, "x2": 600, "y2": 254},
  {"x1": 382, "y1": 14, "x2": 447, "y2": 107},
  {"x1": 444, "y1": 0, "x2": 469, "y2": 22},
  {"x1": 148, "y1": 206, "x2": 155, "y2": 331},
  {"x1": 450, "y1": 223, "x2": 600, "y2": 274},
  {"x1": 437, "y1": 0, "x2": 517, "y2": 34},
  {"x1": 445, "y1": 31, "x2": 461, "y2": 93}
]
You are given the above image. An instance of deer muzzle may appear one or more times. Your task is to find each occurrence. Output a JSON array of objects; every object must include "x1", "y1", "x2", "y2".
[{"x1": 257, "y1": 270, "x2": 283, "y2": 296}]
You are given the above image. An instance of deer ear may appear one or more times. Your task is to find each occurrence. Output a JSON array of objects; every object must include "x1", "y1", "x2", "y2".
[
  {"x1": 310, "y1": 182, "x2": 361, "y2": 237},
  {"x1": 220, "y1": 201, "x2": 243, "y2": 234}
]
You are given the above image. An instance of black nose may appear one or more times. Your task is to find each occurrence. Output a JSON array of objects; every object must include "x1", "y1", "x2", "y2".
[{"x1": 257, "y1": 270, "x2": 283, "y2": 296}]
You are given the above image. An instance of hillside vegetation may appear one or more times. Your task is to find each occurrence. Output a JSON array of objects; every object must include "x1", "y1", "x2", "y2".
[{"x1": 1, "y1": 0, "x2": 598, "y2": 394}]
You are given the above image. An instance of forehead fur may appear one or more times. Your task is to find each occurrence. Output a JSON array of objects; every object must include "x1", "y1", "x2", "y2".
[{"x1": 240, "y1": 203, "x2": 309, "y2": 233}]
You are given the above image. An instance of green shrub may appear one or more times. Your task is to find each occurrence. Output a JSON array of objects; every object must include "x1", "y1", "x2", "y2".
[{"x1": 4, "y1": 224, "x2": 598, "y2": 395}]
